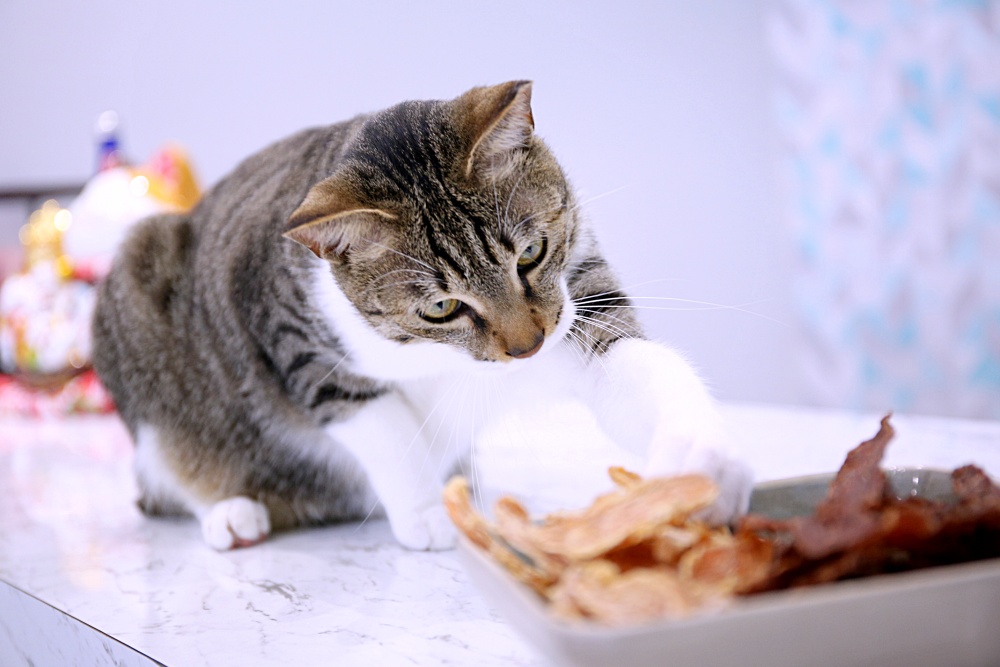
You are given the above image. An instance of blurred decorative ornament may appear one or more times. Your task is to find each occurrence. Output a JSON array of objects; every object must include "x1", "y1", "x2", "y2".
[
  {"x1": 0, "y1": 370, "x2": 114, "y2": 417},
  {"x1": 0, "y1": 201, "x2": 96, "y2": 384},
  {"x1": 64, "y1": 144, "x2": 201, "y2": 277},
  {"x1": 18, "y1": 199, "x2": 73, "y2": 278},
  {"x1": 95, "y1": 110, "x2": 125, "y2": 173}
]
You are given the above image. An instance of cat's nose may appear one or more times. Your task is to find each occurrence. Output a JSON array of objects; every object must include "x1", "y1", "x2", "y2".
[{"x1": 506, "y1": 331, "x2": 545, "y2": 359}]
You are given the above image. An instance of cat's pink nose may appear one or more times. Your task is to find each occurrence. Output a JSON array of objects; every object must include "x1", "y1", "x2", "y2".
[{"x1": 507, "y1": 332, "x2": 545, "y2": 359}]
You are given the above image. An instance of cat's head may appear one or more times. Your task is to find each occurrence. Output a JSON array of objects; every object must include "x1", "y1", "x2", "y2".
[{"x1": 285, "y1": 81, "x2": 583, "y2": 370}]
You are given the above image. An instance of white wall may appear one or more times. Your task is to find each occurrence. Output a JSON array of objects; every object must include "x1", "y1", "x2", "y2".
[{"x1": 0, "y1": 0, "x2": 800, "y2": 406}]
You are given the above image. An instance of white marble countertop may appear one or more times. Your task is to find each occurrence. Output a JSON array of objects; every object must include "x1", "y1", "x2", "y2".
[{"x1": 1, "y1": 403, "x2": 998, "y2": 666}]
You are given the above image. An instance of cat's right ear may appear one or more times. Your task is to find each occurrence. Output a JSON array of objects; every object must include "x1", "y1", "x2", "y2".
[
  {"x1": 454, "y1": 80, "x2": 535, "y2": 180},
  {"x1": 284, "y1": 177, "x2": 396, "y2": 262}
]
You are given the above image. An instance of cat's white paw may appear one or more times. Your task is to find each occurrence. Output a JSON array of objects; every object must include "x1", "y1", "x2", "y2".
[
  {"x1": 200, "y1": 496, "x2": 271, "y2": 550},
  {"x1": 646, "y1": 447, "x2": 753, "y2": 526},
  {"x1": 388, "y1": 504, "x2": 457, "y2": 551}
]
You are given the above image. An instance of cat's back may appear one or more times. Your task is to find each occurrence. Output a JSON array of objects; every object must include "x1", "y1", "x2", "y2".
[
  {"x1": 93, "y1": 116, "x2": 367, "y2": 431},
  {"x1": 92, "y1": 210, "x2": 197, "y2": 428},
  {"x1": 197, "y1": 119, "x2": 365, "y2": 236}
]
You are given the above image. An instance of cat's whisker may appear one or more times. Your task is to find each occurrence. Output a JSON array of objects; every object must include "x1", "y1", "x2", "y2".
[
  {"x1": 447, "y1": 377, "x2": 470, "y2": 484},
  {"x1": 362, "y1": 274, "x2": 434, "y2": 291},
  {"x1": 471, "y1": 374, "x2": 502, "y2": 515},
  {"x1": 473, "y1": 377, "x2": 499, "y2": 492},
  {"x1": 574, "y1": 323, "x2": 636, "y2": 355},
  {"x1": 573, "y1": 318, "x2": 624, "y2": 350},
  {"x1": 615, "y1": 278, "x2": 689, "y2": 294},
  {"x1": 365, "y1": 268, "x2": 437, "y2": 286},
  {"x1": 309, "y1": 355, "x2": 349, "y2": 393},
  {"x1": 564, "y1": 329, "x2": 597, "y2": 369},
  {"x1": 574, "y1": 306, "x2": 640, "y2": 333},
  {"x1": 410, "y1": 378, "x2": 464, "y2": 484},
  {"x1": 492, "y1": 161, "x2": 502, "y2": 233},
  {"x1": 573, "y1": 309, "x2": 634, "y2": 336},
  {"x1": 366, "y1": 240, "x2": 438, "y2": 272},
  {"x1": 469, "y1": 377, "x2": 486, "y2": 514},
  {"x1": 475, "y1": 378, "x2": 494, "y2": 515},
  {"x1": 508, "y1": 211, "x2": 545, "y2": 238},
  {"x1": 363, "y1": 279, "x2": 436, "y2": 297},
  {"x1": 578, "y1": 294, "x2": 771, "y2": 307},
  {"x1": 574, "y1": 293, "x2": 779, "y2": 319},
  {"x1": 571, "y1": 292, "x2": 634, "y2": 308},
  {"x1": 356, "y1": 376, "x2": 462, "y2": 532},
  {"x1": 508, "y1": 203, "x2": 564, "y2": 238},
  {"x1": 354, "y1": 497, "x2": 384, "y2": 535},
  {"x1": 474, "y1": 374, "x2": 503, "y2": 514},
  {"x1": 567, "y1": 184, "x2": 632, "y2": 213},
  {"x1": 574, "y1": 314, "x2": 636, "y2": 342},
  {"x1": 501, "y1": 171, "x2": 529, "y2": 231},
  {"x1": 567, "y1": 327, "x2": 612, "y2": 382},
  {"x1": 571, "y1": 278, "x2": 686, "y2": 305},
  {"x1": 583, "y1": 302, "x2": 787, "y2": 326},
  {"x1": 573, "y1": 292, "x2": 651, "y2": 307}
]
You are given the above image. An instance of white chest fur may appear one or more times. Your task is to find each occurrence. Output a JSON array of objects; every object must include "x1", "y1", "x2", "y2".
[
  {"x1": 309, "y1": 256, "x2": 751, "y2": 544},
  {"x1": 308, "y1": 259, "x2": 483, "y2": 381}
]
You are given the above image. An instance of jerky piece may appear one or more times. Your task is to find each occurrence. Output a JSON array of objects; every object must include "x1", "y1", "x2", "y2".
[
  {"x1": 938, "y1": 465, "x2": 1000, "y2": 558},
  {"x1": 550, "y1": 561, "x2": 715, "y2": 625},
  {"x1": 814, "y1": 415, "x2": 894, "y2": 520},
  {"x1": 443, "y1": 476, "x2": 556, "y2": 592},
  {"x1": 608, "y1": 466, "x2": 643, "y2": 489},
  {"x1": 493, "y1": 496, "x2": 566, "y2": 581},
  {"x1": 679, "y1": 531, "x2": 776, "y2": 595},
  {"x1": 769, "y1": 416, "x2": 895, "y2": 560},
  {"x1": 783, "y1": 512, "x2": 882, "y2": 560},
  {"x1": 525, "y1": 475, "x2": 718, "y2": 561},
  {"x1": 548, "y1": 580, "x2": 587, "y2": 621},
  {"x1": 602, "y1": 524, "x2": 711, "y2": 572},
  {"x1": 880, "y1": 499, "x2": 944, "y2": 548},
  {"x1": 443, "y1": 476, "x2": 492, "y2": 550},
  {"x1": 779, "y1": 544, "x2": 900, "y2": 587},
  {"x1": 650, "y1": 524, "x2": 714, "y2": 564},
  {"x1": 952, "y1": 465, "x2": 1000, "y2": 510}
]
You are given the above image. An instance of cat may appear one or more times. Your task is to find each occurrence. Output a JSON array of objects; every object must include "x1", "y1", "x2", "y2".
[{"x1": 92, "y1": 81, "x2": 751, "y2": 551}]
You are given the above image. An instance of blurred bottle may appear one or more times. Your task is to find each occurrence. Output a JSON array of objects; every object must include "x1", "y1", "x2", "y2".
[{"x1": 94, "y1": 110, "x2": 126, "y2": 172}]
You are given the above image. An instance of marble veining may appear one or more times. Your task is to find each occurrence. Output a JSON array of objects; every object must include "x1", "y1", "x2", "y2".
[{"x1": 1, "y1": 405, "x2": 998, "y2": 666}]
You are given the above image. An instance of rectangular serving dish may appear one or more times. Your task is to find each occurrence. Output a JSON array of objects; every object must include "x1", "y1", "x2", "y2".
[{"x1": 458, "y1": 469, "x2": 1000, "y2": 667}]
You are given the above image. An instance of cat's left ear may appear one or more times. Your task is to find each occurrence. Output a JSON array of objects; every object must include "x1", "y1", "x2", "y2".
[
  {"x1": 455, "y1": 80, "x2": 535, "y2": 180},
  {"x1": 284, "y1": 177, "x2": 396, "y2": 262}
]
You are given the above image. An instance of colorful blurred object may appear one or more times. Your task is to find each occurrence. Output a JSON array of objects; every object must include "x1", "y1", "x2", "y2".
[
  {"x1": 0, "y1": 200, "x2": 94, "y2": 381},
  {"x1": 0, "y1": 371, "x2": 113, "y2": 417},
  {"x1": 771, "y1": 0, "x2": 1000, "y2": 419},
  {"x1": 17, "y1": 199, "x2": 73, "y2": 279},
  {"x1": 0, "y1": 112, "x2": 200, "y2": 417},
  {"x1": 65, "y1": 141, "x2": 201, "y2": 278}
]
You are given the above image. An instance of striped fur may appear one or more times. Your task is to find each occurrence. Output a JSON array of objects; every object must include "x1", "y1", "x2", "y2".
[{"x1": 92, "y1": 82, "x2": 644, "y2": 542}]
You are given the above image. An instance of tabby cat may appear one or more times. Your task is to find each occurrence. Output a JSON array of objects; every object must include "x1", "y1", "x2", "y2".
[{"x1": 92, "y1": 81, "x2": 750, "y2": 551}]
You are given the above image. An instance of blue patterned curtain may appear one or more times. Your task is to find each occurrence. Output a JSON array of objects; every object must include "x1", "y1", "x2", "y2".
[{"x1": 771, "y1": 0, "x2": 1000, "y2": 418}]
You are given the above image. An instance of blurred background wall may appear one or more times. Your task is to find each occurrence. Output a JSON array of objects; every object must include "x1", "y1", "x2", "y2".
[
  {"x1": 772, "y1": 1, "x2": 1000, "y2": 419},
  {"x1": 0, "y1": 0, "x2": 996, "y2": 418}
]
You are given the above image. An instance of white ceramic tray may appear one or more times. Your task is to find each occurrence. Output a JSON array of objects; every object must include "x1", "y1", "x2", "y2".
[{"x1": 458, "y1": 469, "x2": 1000, "y2": 667}]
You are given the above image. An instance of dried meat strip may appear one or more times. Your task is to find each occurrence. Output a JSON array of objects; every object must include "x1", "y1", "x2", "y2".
[
  {"x1": 518, "y1": 475, "x2": 718, "y2": 561},
  {"x1": 814, "y1": 415, "x2": 894, "y2": 520},
  {"x1": 740, "y1": 416, "x2": 894, "y2": 561}
]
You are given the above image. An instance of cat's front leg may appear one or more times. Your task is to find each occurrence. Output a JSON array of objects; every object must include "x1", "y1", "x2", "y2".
[
  {"x1": 581, "y1": 338, "x2": 753, "y2": 523},
  {"x1": 326, "y1": 392, "x2": 456, "y2": 551}
]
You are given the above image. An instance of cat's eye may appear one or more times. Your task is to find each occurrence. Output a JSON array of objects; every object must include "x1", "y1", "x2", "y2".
[
  {"x1": 421, "y1": 298, "x2": 463, "y2": 322},
  {"x1": 517, "y1": 238, "x2": 546, "y2": 270}
]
